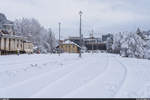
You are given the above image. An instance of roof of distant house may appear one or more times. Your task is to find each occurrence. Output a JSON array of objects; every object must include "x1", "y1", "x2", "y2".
[{"x1": 63, "y1": 40, "x2": 81, "y2": 48}]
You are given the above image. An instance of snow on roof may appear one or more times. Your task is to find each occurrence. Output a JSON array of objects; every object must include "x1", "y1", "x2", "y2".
[
  {"x1": 0, "y1": 33, "x2": 24, "y2": 40},
  {"x1": 24, "y1": 40, "x2": 32, "y2": 43},
  {"x1": 144, "y1": 35, "x2": 150, "y2": 40},
  {"x1": 63, "y1": 40, "x2": 81, "y2": 48}
]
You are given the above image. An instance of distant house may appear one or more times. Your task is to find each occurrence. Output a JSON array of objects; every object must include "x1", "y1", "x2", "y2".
[
  {"x1": 102, "y1": 34, "x2": 113, "y2": 42},
  {"x1": 57, "y1": 40, "x2": 81, "y2": 53},
  {"x1": 84, "y1": 37, "x2": 106, "y2": 50},
  {"x1": 106, "y1": 37, "x2": 113, "y2": 53},
  {"x1": 68, "y1": 37, "x2": 81, "y2": 46},
  {"x1": 0, "y1": 13, "x2": 34, "y2": 55}
]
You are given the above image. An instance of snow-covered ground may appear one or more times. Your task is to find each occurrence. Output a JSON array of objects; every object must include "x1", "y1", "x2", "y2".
[{"x1": 0, "y1": 53, "x2": 150, "y2": 98}]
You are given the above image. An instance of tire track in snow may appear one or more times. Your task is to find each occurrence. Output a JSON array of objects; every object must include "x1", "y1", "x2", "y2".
[
  {"x1": 0, "y1": 55, "x2": 97, "y2": 97},
  {"x1": 0, "y1": 55, "x2": 49, "y2": 66},
  {"x1": 0, "y1": 60, "x2": 57, "y2": 73},
  {"x1": 31, "y1": 54, "x2": 109, "y2": 98},
  {"x1": 0, "y1": 60, "x2": 60, "y2": 88},
  {"x1": 0, "y1": 56, "x2": 81, "y2": 89},
  {"x1": 0, "y1": 54, "x2": 80, "y2": 86},
  {"x1": 112, "y1": 56, "x2": 128, "y2": 97},
  {"x1": 0, "y1": 57, "x2": 65, "y2": 86},
  {"x1": 62, "y1": 53, "x2": 110, "y2": 98},
  {"x1": 113, "y1": 57, "x2": 150, "y2": 98},
  {"x1": 61, "y1": 54, "x2": 127, "y2": 98},
  {"x1": 0, "y1": 54, "x2": 75, "y2": 72}
]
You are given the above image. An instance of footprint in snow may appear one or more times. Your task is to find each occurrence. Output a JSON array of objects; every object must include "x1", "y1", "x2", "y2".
[
  {"x1": 30, "y1": 64, "x2": 38, "y2": 67},
  {"x1": 127, "y1": 91, "x2": 138, "y2": 98},
  {"x1": 5, "y1": 71, "x2": 16, "y2": 77},
  {"x1": 23, "y1": 68, "x2": 28, "y2": 71},
  {"x1": 138, "y1": 84, "x2": 150, "y2": 97},
  {"x1": 105, "y1": 83, "x2": 118, "y2": 96},
  {"x1": 60, "y1": 63, "x2": 63, "y2": 66},
  {"x1": 43, "y1": 63, "x2": 47, "y2": 66}
]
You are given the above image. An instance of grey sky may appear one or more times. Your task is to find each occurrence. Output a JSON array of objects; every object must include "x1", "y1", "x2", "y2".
[{"x1": 0, "y1": 0, "x2": 150, "y2": 38}]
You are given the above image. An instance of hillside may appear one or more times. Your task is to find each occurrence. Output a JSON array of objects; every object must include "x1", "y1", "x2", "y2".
[{"x1": 0, "y1": 13, "x2": 13, "y2": 29}]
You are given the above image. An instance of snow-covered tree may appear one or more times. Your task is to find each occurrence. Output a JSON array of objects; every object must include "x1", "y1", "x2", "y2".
[
  {"x1": 113, "y1": 31, "x2": 147, "y2": 59},
  {"x1": 14, "y1": 18, "x2": 56, "y2": 53},
  {"x1": 112, "y1": 32, "x2": 124, "y2": 53},
  {"x1": 121, "y1": 32, "x2": 145, "y2": 58},
  {"x1": 42, "y1": 28, "x2": 56, "y2": 53},
  {"x1": 136, "y1": 28, "x2": 145, "y2": 40}
]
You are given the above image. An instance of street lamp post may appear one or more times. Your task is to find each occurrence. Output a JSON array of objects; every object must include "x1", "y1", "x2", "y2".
[
  {"x1": 79, "y1": 11, "x2": 83, "y2": 58},
  {"x1": 92, "y1": 30, "x2": 94, "y2": 54},
  {"x1": 58, "y1": 22, "x2": 61, "y2": 56}
]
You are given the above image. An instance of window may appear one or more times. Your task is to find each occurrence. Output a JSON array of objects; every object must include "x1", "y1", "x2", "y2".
[
  {"x1": 4, "y1": 38, "x2": 6, "y2": 50},
  {"x1": 17, "y1": 40, "x2": 19, "y2": 48}
]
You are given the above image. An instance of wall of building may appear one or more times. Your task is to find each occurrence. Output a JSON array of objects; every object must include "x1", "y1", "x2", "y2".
[
  {"x1": 0, "y1": 37, "x2": 4, "y2": 50},
  {"x1": 0, "y1": 36, "x2": 33, "y2": 55},
  {"x1": 24, "y1": 42, "x2": 33, "y2": 53},
  {"x1": 69, "y1": 37, "x2": 107, "y2": 51},
  {"x1": 10, "y1": 39, "x2": 15, "y2": 51},
  {"x1": 60, "y1": 44, "x2": 79, "y2": 53},
  {"x1": 5, "y1": 38, "x2": 9, "y2": 51}
]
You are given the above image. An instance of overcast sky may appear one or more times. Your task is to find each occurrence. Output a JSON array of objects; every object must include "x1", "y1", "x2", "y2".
[{"x1": 0, "y1": 0, "x2": 150, "y2": 38}]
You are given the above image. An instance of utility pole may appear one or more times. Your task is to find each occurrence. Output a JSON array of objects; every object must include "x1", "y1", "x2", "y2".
[
  {"x1": 58, "y1": 22, "x2": 61, "y2": 56},
  {"x1": 79, "y1": 11, "x2": 83, "y2": 58},
  {"x1": 92, "y1": 30, "x2": 94, "y2": 54}
]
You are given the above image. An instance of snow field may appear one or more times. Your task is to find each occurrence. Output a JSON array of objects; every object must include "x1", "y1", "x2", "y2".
[{"x1": 0, "y1": 53, "x2": 150, "y2": 98}]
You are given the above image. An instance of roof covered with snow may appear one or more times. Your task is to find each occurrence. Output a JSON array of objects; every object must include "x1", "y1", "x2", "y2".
[
  {"x1": 63, "y1": 40, "x2": 81, "y2": 48},
  {"x1": 0, "y1": 33, "x2": 24, "y2": 40}
]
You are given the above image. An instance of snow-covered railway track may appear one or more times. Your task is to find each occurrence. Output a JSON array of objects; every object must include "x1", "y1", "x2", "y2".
[
  {"x1": 0, "y1": 55, "x2": 82, "y2": 89},
  {"x1": 62, "y1": 55, "x2": 127, "y2": 98},
  {"x1": 61, "y1": 54, "x2": 110, "y2": 98},
  {"x1": 0, "y1": 54, "x2": 107, "y2": 98},
  {"x1": 1, "y1": 53, "x2": 149, "y2": 98},
  {"x1": 112, "y1": 56, "x2": 128, "y2": 97},
  {"x1": 31, "y1": 54, "x2": 108, "y2": 98}
]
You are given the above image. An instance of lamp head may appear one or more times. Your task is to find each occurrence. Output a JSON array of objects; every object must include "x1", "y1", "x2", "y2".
[{"x1": 79, "y1": 11, "x2": 83, "y2": 15}]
